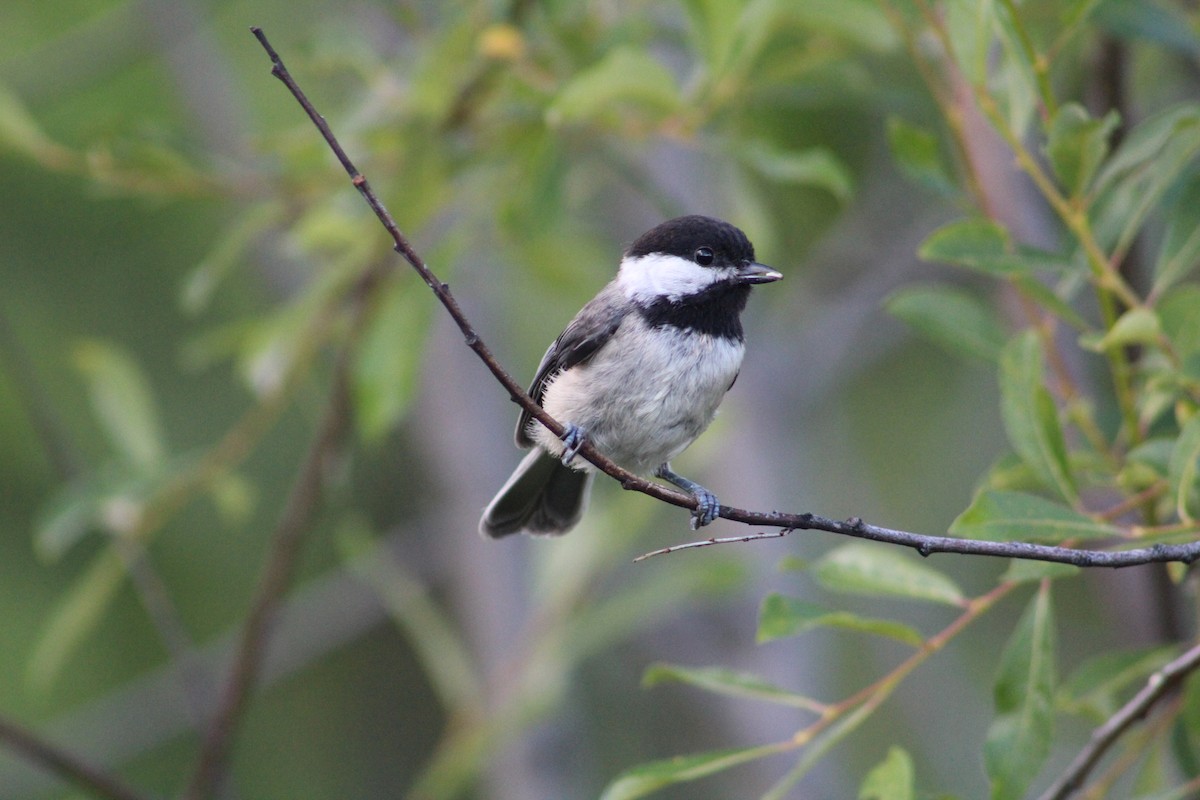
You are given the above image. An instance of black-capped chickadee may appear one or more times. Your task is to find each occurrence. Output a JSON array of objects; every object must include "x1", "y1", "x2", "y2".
[{"x1": 479, "y1": 215, "x2": 782, "y2": 538}]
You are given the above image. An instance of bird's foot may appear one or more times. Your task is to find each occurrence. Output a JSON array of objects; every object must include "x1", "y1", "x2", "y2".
[
  {"x1": 561, "y1": 424, "x2": 587, "y2": 466},
  {"x1": 654, "y1": 464, "x2": 720, "y2": 529}
]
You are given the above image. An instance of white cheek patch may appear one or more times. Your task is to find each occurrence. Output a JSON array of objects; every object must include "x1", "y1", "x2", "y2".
[{"x1": 617, "y1": 253, "x2": 734, "y2": 303}]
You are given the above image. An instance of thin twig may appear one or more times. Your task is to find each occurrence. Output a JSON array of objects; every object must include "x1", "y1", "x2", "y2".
[
  {"x1": 248, "y1": 26, "x2": 1200, "y2": 576},
  {"x1": 0, "y1": 713, "x2": 151, "y2": 800},
  {"x1": 1038, "y1": 639, "x2": 1200, "y2": 800},
  {"x1": 634, "y1": 529, "x2": 795, "y2": 561}
]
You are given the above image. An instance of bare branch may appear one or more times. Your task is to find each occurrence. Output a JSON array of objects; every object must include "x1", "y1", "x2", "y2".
[
  {"x1": 0, "y1": 713, "x2": 151, "y2": 800},
  {"x1": 634, "y1": 529, "x2": 797, "y2": 561},
  {"x1": 1038, "y1": 640, "x2": 1200, "y2": 800},
  {"x1": 248, "y1": 26, "x2": 1200, "y2": 572}
]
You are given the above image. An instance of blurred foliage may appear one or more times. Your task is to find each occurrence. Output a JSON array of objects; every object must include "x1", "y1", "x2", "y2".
[{"x1": 2, "y1": 0, "x2": 1200, "y2": 799}]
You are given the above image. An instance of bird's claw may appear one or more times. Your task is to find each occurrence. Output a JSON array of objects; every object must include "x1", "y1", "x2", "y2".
[
  {"x1": 689, "y1": 487, "x2": 720, "y2": 530},
  {"x1": 655, "y1": 463, "x2": 720, "y2": 529},
  {"x1": 561, "y1": 424, "x2": 586, "y2": 466}
]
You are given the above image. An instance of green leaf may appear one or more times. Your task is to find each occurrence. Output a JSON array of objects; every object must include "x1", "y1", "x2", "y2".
[
  {"x1": 0, "y1": 82, "x2": 54, "y2": 157},
  {"x1": 999, "y1": 559, "x2": 1081, "y2": 584},
  {"x1": 1175, "y1": 672, "x2": 1200, "y2": 779},
  {"x1": 985, "y1": 586, "x2": 1056, "y2": 800},
  {"x1": 73, "y1": 339, "x2": 166, "y2": 470},
  {"x1": 546, "y1": 47, "x2": 681, "y2": 126},
  {"x1": 783, "y1": 0, "x2": 896, "y2": 51},
  {"x1": 887, "y1": 117, "x2": 954, "y2": 195},
  {"x1": 33, "y1": 480, "x2": 104, "y2": 562},
  {"x1": 919, "y1": 219, "x2": 1074, "y2": 276},
  {"x1": 1167, "y1": 415, "x2": 1200, "y2": 523},
  {"x1": 599, "y1": 743, "x2": 787, "y2": 800},
  {"x1": 812, "y1": 543, "x2": 965, "y2": 606},
  {"x1": 1095, "y1": 0, "x2": 1200, "y2": 58},
  {"x1": 27, "y1": 549, "x2": 127, "y2": 691},
  {"x1": 1011, "y1": 274, "x2": 1090, "y2": 330},
  {"x1": 1159, "y1": 284, "x2": 1200, "y2": 359},
  {"x1": 859, "y1": 746, "x2": 915, "y2": 800},
  {"x1": 886, "y1": 283, "x2": 1007, "y2": 363},
  {"x1": 950, "y1": 490, "x2": 1119, "y2": 542},
  {"x1": 182, "y1": 202, "x2": 282, "y2": 315},
  {"x1": 1094, "y1": 104, "x2": 1200, "y2": 193},
  {"x1": 999, "y1": 333, "x2": 1077, "y2": 502},
  {"x1": 1087, "y1": 307, "x2": 1162, "y2": 351},
  {"x1": 1059, "y1": 645, "x2": 1176, "y2": 720},
  {"x1": 989, "y1": 1, "x2": 1040, "y2": 135},
  {"x1": 353, "y1": 279, "x2": 434, "y2": 441},
  {"x1": 642, "y1": 663, "x2": 823, "y2": 710},
  {"x1": 739, "y1": 142, "x2": 853, "y2": 201},
  {"x1": 1045, "y1": 103, "x2": 1119, "y2": 198},
  {"x1": 776, "y1": 555, "x2": 809, "y2": 572},
  {"x1": 757, "y1": 594, "x2": 923, "y2": 646},
  {"x1": 1091, "y1": 104, "x2": 1200, "y2": 255},
  {"x1": 680, "y1": 0, "x2": 747, "y2": 74},
  {"x1": 1152, "y1": 175, "x2": 1200, "y2": 293},
  {"x1": 920, "y1": 219, "x2": 1009, "y2": 271}
]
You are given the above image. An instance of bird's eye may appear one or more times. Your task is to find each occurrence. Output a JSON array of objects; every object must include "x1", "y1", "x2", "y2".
[{"x1": 694, "y1": 247, "x2": 715, "y2": 266}]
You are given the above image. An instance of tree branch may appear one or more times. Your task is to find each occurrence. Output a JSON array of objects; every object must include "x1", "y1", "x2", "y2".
[
  {"x1": 248, "y1": 27, "x2": 1200, "y2": 571},
  {"x1": 0, "y1": 713, "x2": 151, "y2": 800},
  {"x1": 1038, "y1": 640, "x2": 1200, "y2": 800}
]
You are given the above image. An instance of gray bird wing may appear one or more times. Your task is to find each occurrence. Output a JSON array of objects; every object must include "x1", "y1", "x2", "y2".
[{"x1": 515, "y1": 283, "x2": 629, "y2": 447}]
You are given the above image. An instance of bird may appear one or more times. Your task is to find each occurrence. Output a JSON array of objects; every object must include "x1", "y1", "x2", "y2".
[{"x1": 479, "y1": 214, "x2": 782, "y2": 538}]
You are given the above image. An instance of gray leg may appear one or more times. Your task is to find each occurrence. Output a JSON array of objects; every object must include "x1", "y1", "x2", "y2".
[
  {"x1": 561, "y1": 423, "x2": 586, "y2": 466},
  {"x1": 655, "y1": 463, "x2": 720, "y2": 529}
]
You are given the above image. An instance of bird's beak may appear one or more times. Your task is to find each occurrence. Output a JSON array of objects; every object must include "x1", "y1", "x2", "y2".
[{"x1": 736, "y1": 262, "x2": 783, "y2": 284}]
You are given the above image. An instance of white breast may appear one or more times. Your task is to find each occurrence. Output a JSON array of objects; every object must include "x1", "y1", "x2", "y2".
[{"x1": 532, "y1": 317, "x2": 744, "y2": 475}]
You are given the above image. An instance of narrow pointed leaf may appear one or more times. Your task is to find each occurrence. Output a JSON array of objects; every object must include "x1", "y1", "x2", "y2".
[
  {"x1": 1167, "y1": 415, "x2": 1200, "y2": 523},
  {"x1": 985, "y1": 586, "x2": 1056, "y2": 800},
  {"x1": 1059, "y1": 645, "x2": 1176, "y2": 720},
  {"x1": 1090, "y1": 307, "x2": 1162, "y2": 351},
  {"x1": 599, "y1": 742, "x2": 787, "y2": 800},
  {"x1": 1093, "y1": 104, "x2": 1200, "y2": 194},
  {"x1": 886, "y1": 283, "x2": 1007, "y2": 363},
  {"x1": 1095, "y1": 0, "x2": 1200, "y2": 58},
  {"x1": 1091, "y1": 105, "x2": 1200, "y2": 254},
  {"x1": 919, "y1": 219, "x2": 1011, "y2": 272},
  {"x1": 739, "y1": 142, "x2": 852, "y2": 201},
  {"x1": 547, "y1": 47, "x2": 681, "y2": 126},
  {"x1": 27, "y1": 549, "x2": 127, "y2": 691},
  {"x1": 33, "y1": 480, "x2": 104, "y2": 562},
  {"x1": 642, "y1": 663, "x2": 824, "y2": 710},
  {"x1": 758, "y1": 594, "x2": 923, "y2": 646},
  {"x1": 1000, "y1": 559, "x2": 1081, "y2": 584},
  {"x1": 353, "y1": 280, "x2": 433, "y2": 441},
  {"x1": 887, "y1": 116, "x2": 954, "y2": 195},
  {"x1": 1152, "y1": 175, "x2": 1200, "y2": 293},
  {"x1": 999, "y1": 332, "x2": 1077, "y2": 502},
  {"x1": 1011, "y1": 275, "x2": 1089, "y2": 329},
  {"x1": 812, "y1": 543, "x2": 965, "y2": 606},
  {"x1": 73, "y1": 340, "x2": 166, "y2": 470},
  {"x1": 950, "y1": 490, "x2": 1118, "y2": 542},
  {"x1": 919, "y1": 219, "x2": 1074, "y2": 276},
  {"x1": 1045, "y1": 103, "x2": 1118, "y2": 197}
]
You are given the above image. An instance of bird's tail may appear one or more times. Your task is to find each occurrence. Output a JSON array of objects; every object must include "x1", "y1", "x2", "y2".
[{"x1": 479, "y1": 449, "x2": 593, "y2": 537}]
